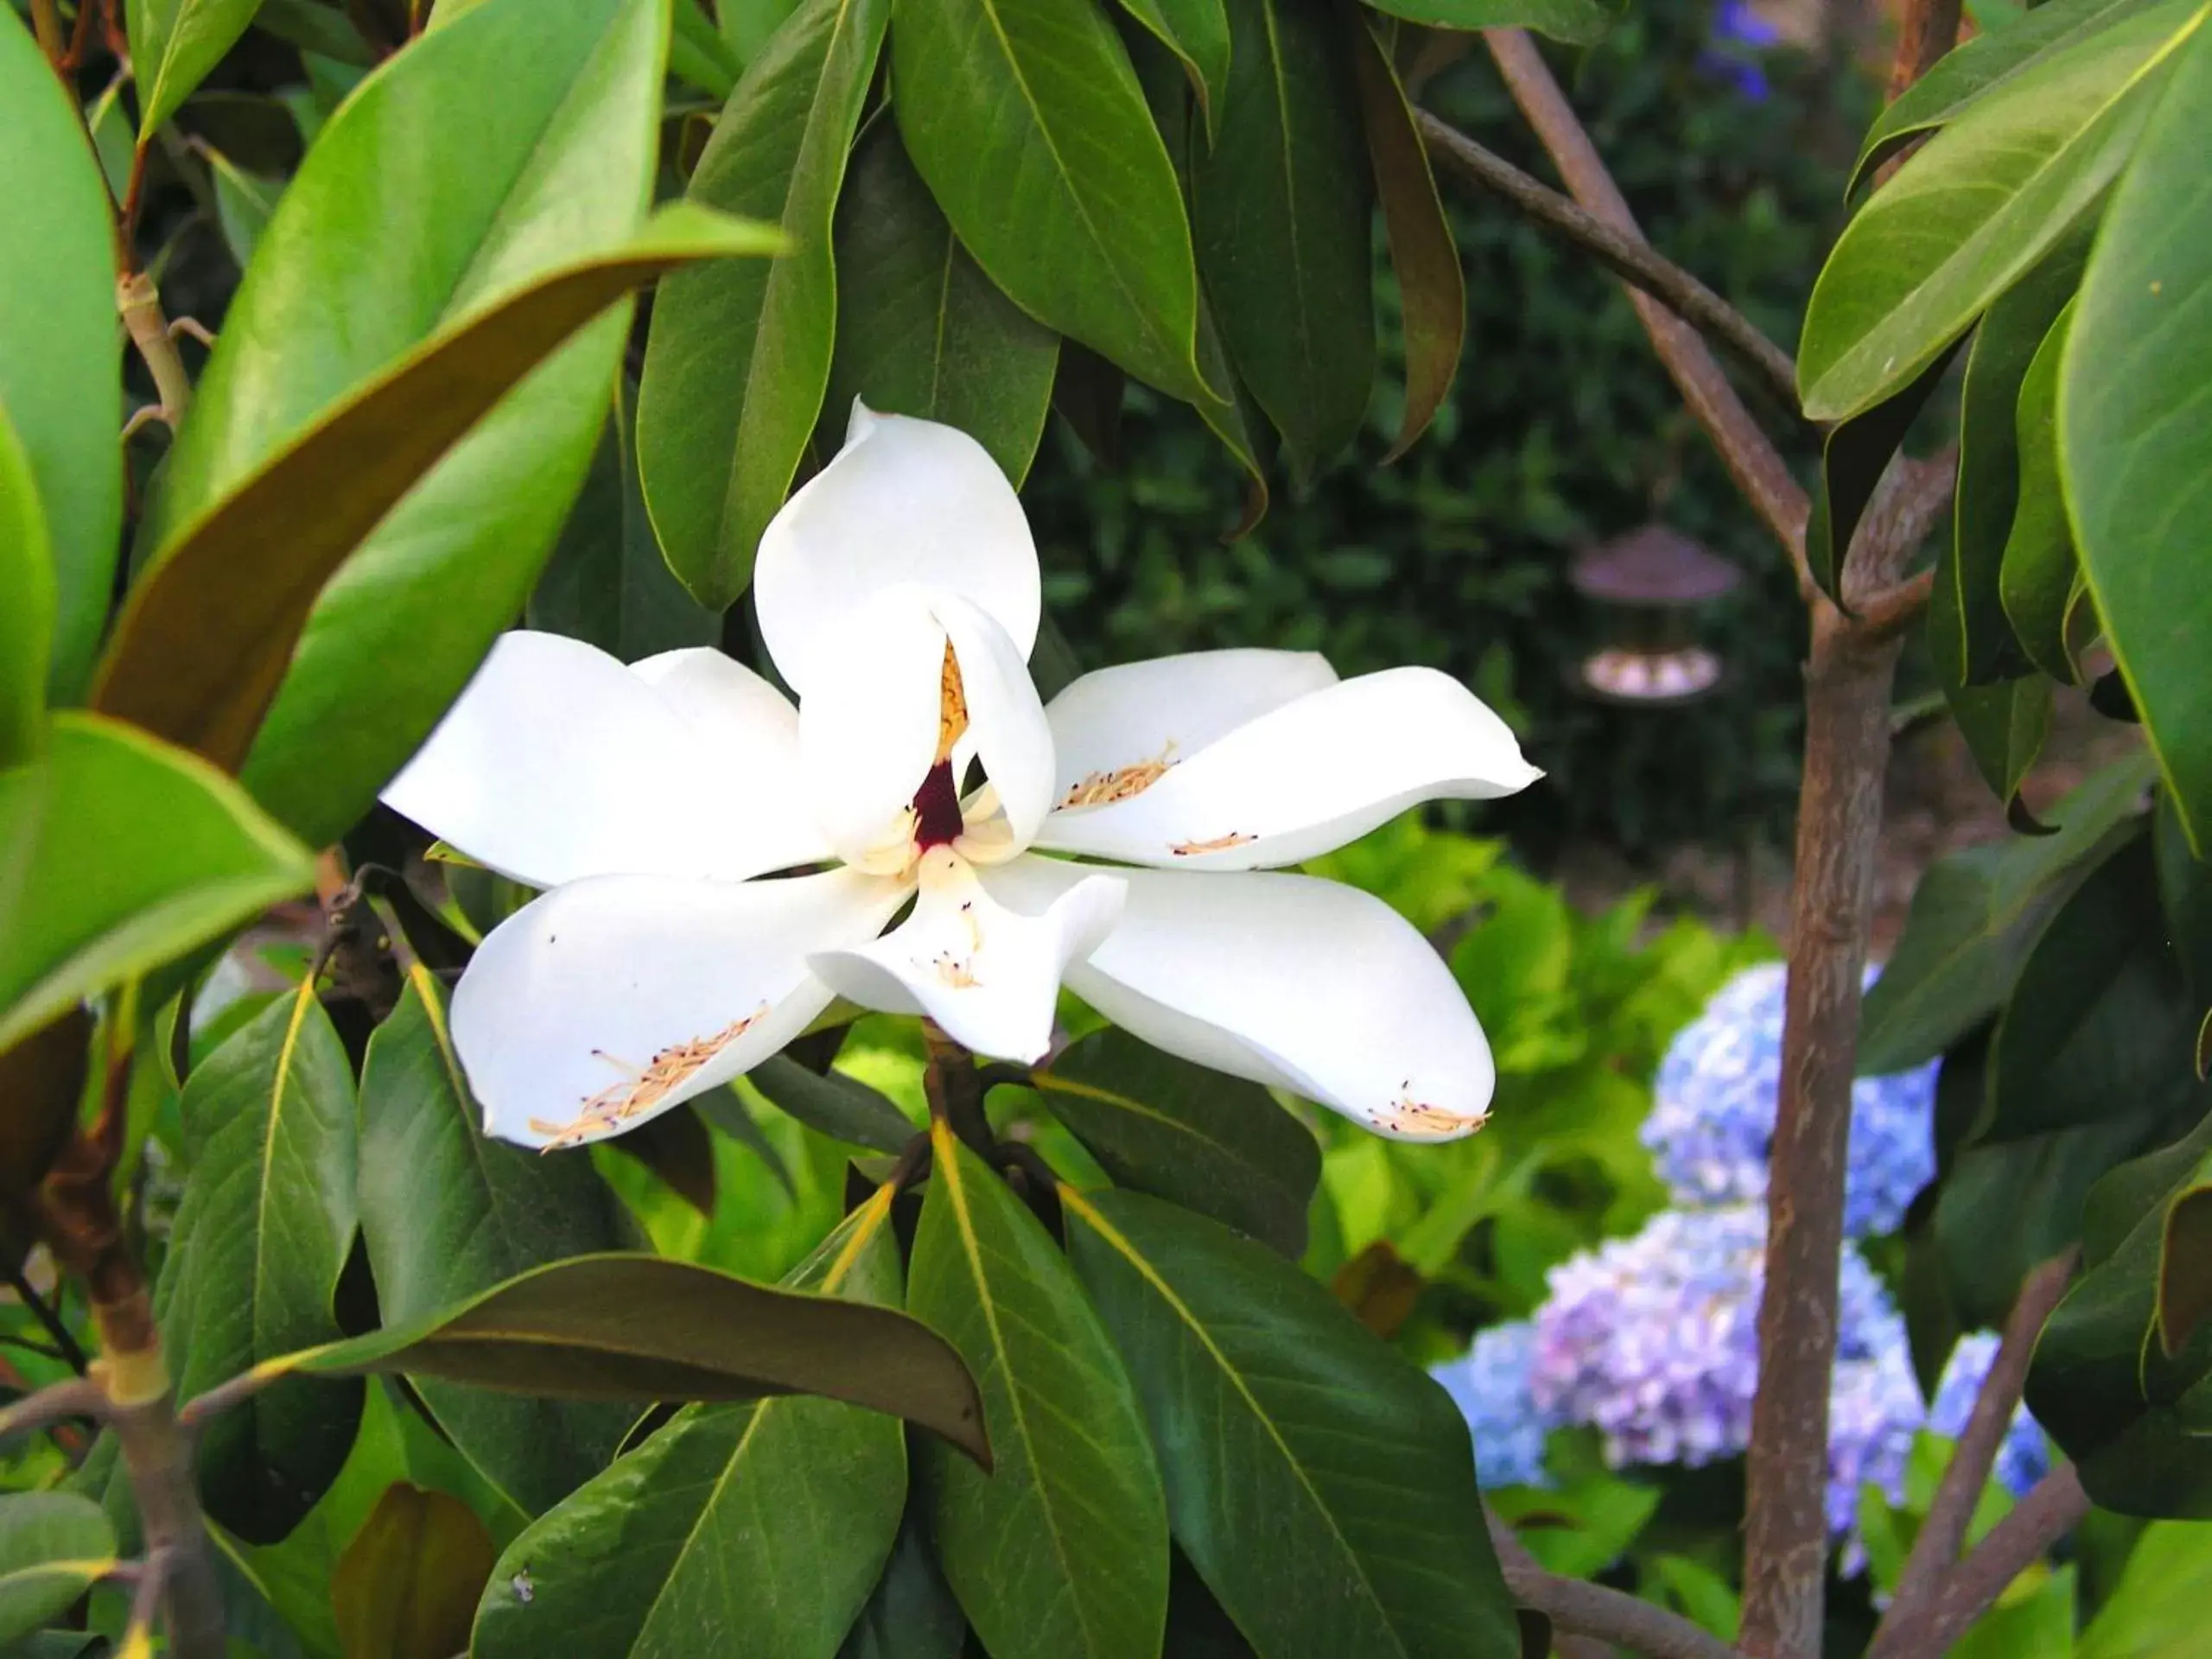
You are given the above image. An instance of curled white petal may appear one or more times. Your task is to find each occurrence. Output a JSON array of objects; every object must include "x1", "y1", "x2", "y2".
[
  {"x1": 810, "y1": 848, "x2": 1123, "y2": 1064},
  {"x1": 754, "y1": 405, "x2": 1041, "y2": 695},
  {"x1": 797, "y1": 589, "x2": 944, "y2": 873},
  {"x1": 984, "y1": 855, "x2": 1494, "y2": 1139},
  {"x1": 382, "y1": 632, "x2": 804, "y2": 887},
  {"x1": 452, "y1": 867, "x2": 907, "y2": 1149},
  {"x1": 936, "y1": 594, "x2": 1055, "y2": 853},
  {"x1": 1036, "y1": 667, "x2": 1541, "y2": 870},
  {"x1": 1044, "y1": 648, "x2": 1338, "y2": 804}
]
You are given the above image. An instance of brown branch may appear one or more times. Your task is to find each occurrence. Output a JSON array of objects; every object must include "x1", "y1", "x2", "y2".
[
  {"x1": 1871, "y1": 1465, "x2": 2088, "y2": 1658},
  {"x1": 1480, "y1": 28, "x2": 1814, "y2": 587},
  {"x1": 1487, "y1": 1508, "x2": 1745, "y2": 1659},
  {"x1": 0, "y1": 1376, "x2": 106, "y2": 1442},
  {"x1": 921, "y1": 1024, "x2": 994, "y2": 1160},
  {"x1": 1868, "y1": 1250, "x2": 2078, "y2": 1658},
  {"x1": 1414, "y1": 111, "x2": 1802, "y2": 410},
  {"x1": 1888, "y1": 0, "x2": 1966, "y2": 100},
  {"x1": 30, "y1": 0, "x2": 67, "y2": 60}
]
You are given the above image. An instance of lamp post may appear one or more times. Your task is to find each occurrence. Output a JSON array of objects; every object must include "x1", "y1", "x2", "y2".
[{"x1": 1568, "y1": 524, "x2": 1740, "y2": 706}]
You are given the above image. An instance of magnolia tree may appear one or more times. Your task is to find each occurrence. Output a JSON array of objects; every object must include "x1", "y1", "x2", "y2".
[{"x1": 2, "y1": 0, "x2": 2209, "y2": 1654}]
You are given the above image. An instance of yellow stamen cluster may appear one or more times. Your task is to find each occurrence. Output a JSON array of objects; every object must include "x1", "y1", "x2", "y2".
[
  {"x1": 529, "y1": 1004, "x2": 769, "y2": 1149},
  {"x1": 1058, "y1": 744, "x2": 1176, "y2": 810},
  {"x1": 1168, "y1": 830, "x2": 1255, "y2": 857},
  {"x1": 937, "y1": 640, "x2": 969, "y2": 764}
]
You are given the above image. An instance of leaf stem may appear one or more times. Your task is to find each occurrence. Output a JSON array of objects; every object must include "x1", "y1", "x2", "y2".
[
  {"x1": 118, "y1": 271, "x2": 196, "y2": 423},
  {"x1": 922, "y1": 1024, "x2": 995, "y2": 1162},
  {"x1": 1486, "y1": 1507, "x2": 1745, "y2": 1659},
  {"x1": 30, "y1": 0, "x2": 66, "y2": 62}
]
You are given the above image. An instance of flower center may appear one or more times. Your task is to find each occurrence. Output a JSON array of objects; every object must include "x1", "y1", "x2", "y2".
[{"x1": 912, "y1": 760, "x2": 965, "y2": 850}]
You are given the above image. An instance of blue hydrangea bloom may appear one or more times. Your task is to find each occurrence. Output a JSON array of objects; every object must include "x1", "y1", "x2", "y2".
[
  {"x1": 1929, "y1": 1332, "x2": 2052, "y2": 1498},
  {"x1": 1643, "y1": 962, "x2": 1939, "y2": 1238},
  {"x1": 1432, "y1": 1320, "x2": 1554, "y2": 1490},
  {"x1": 1700, "y1": 0, "x2": 1782, "y2": 99}
]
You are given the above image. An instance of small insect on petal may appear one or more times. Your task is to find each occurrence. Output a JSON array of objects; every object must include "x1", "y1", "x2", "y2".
[{"x1": 527, "y1": 1004, "x2": 771, "y2": 1149}]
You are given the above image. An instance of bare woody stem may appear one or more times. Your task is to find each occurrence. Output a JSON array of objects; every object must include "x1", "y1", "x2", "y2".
[
  {"x1": 921, "y1": 1024, "x2": 995, "y2": 1160},
  {"x1": 1866, "y1": 1250, "x2": 2079, "y2": 1657},
  {"x1": 1486, "y1": 1508, "x2": 1745, "y2": 1659},
  {"x1": 1414, "y1": 111, "x2": 1802, "y2": 410},
  {"x1": 118, "y1": 272, "x2": 195, "y2": 422},
  {"x1": 1872, "y1": 1465, "x2": 2091, "y2": 1657}
]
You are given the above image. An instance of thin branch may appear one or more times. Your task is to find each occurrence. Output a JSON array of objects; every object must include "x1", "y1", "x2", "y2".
[
  {"x1": 30, "y1": 0, "x2": 66, "y2": 61},
  {"x1": 178, "y1": 1364, "x2": 281, "y2": 1432},
  {"x1": 0, "y1": 1376, "x2": 106, "y2": 1442},
  {"x1": 1486, "y1": 1508, "x2": 1745, "y2": 1659},
  {"x1": 1414, "y1": 110, "x2": 1801, "y2": 410},
  {"x1": 921, "y1": 1024, "x2": 995, "y2": 1160},
  {"x1": 1, "y1": 1259, "x2": 92, "y2": 1375},
  {"x1": 1872, "y1": 1465, "x2": 2088, "y2": 1658},
  {"x1": 1869, "y1": 1250, "x2": 2078, "y2": 1657},
  {"x1": 125, "y1": 1547, "x2": 172, "y2": 1652},
  {"x1": 1479, "y1": 28, "x2": 1814, "y2": 587},
  {"x1": 118, "y1": 272, "x2": 196, "y2": 423}
]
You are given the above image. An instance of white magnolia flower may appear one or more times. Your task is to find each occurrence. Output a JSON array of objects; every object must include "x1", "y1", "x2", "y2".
[{"x1": 385, "y1": 406, "x2": 1541, "y2": 1151}]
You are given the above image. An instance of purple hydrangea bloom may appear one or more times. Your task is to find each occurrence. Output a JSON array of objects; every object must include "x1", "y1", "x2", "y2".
[
  {"x1": 1432, "y1": 1320, "x2": 1554, "y2": 1490},
  {"x1": 1929, "y1": 1332, "x2": 2052, "y2": 1498},
  {"x1": 1643, "y1": 963, "x2": 1939, "y2": 1238},
  {"x1": 1700, "y1": 0, "x2": 1782, "y2": 99},
  {"x1": 1827, "y1": 1344, "x2": 1923, "y2": 1548}
]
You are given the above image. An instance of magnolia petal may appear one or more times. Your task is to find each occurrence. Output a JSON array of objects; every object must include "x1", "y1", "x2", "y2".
[
  {"x1": 383, "y1": 632, "x2": 788, "y2": 887},
  {"x1": 631, "y1": 648, "x2": 830, "y2": 873},
  {"x1": 1036, "y1": 667, "x2": 1541, "y2": 870},
  {"x1": 754, "y1": 405, "x2": 1041, "y2": 695},
  {"x1": 453, "y1": 867, "x2": 907, "y2": 1149},
  {"x1": 937, "y1": 594, "x2": 1055, "y2": 852},
  {"x1": 797, "y1": 588, "x2": 944, "y2": 874},
  {"x1": 1044, "y1": 648, "x2": 1338, "y2": 804},
  {"x1": 810, "y1": 848, "x2": 1123, "y2": 1064},
  {"x1": 984, "y1": 856, "x2": 1495, "y2": 1140}
]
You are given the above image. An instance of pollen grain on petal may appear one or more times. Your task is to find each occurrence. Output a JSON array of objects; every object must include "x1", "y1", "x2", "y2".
[
  {"x1": 1167, "y1": 830, "x2": 1255, "y2": 857},
  {"x1": 527, "y1": 1003, "x2": 770, "y2": 1149},
  {"x1": 1057, "y1": 743, "x2": 1177, "y2": 810}
]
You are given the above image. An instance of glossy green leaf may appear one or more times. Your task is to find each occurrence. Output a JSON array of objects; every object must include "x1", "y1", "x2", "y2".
[
  {"x1": 2159, "y1": 1155, "x2": 2212, "y2": 1354},
  {"x1": 1931, "y1": 531, "x2": 2050, "y2": 817},
  {"x1": 891, "y1": 0, "x2": 1208, "y2": 402},
  {"x1": 910, "y1": 1122, "x2": 1167, "y2": 1659},
  {"x1": 1033, "y1": 1029, "x2": 1319, "y2": 1258},
  {"x1": 1806, "y1": 342, "x2": 1960, "y2": 609},
  {"x1": 637, "y1": 0, "x2": 887, "y2": 608},
  {"x1": 264, "y1": 1250, "x2": 988, "y2": 1465},
  {"x1": 1852, "y1": 0, "x2": 2179, "y2": 194},
  {"x1": 1063, "y1": 1187, "x2": 1522, "y2": 1659},
  {"x1": 1190, "y1": 0, "x2": 1374, "y2": 481},
  {"x1": 2063, "y1": 16, "x2": 2212, "y2": 854},
  {"x1": 527, "y1": 376, "x2": 720, "y2": 661},
  {"x1": 1115, "y1": 0, "x2": 1231, "y2": 133},
  {"x1": 203, "y1": 142, "x2": 281, "y2": 271},
  {"x1": 1348, "y1": 17, "x2": 1463, "y2": 461},
  {"x1": 331, "y1": 1483, "x2": 496, "y2": 1659},
  {"x1": 99, "y1": 0, "x2": 779, "y2": 848},
  {"x1": 0, "y1": 407, "x2": 53, "y2": 766},
  {"x1": 0, "y1": 10, "x2": 122, "y2": 705},
  {"x1": 1797, "y1": 1, "x2": 2203, "y2": 421},
  {"x1": 161, "y1": 979, "x2": 362, "y2": 1541},
  {"x1": 0, "y1": 712, "x2": 315, "y2": 1054},
  {"x1": 1358, "y1": 0, "x2": 1610, "y2": 45},
  {"x1": 2156, "y1": 791, "x2": 2212, "y2": 1005},
  {"x1": 749, "y1": 1053, "x2": 918, "y2": 1154},
  {"x1": 0, "y1": 1493, "x2": 117, "y2": 1642},
  {"x1": 1997, "y1": 298, "x2": 2083, "y2": 680},
  {"x1": 1857, "y1": 750, "x2": 2157, "y2": 1073},
  {"x1": 472, "y1": 1189, "x2": 908, "y2": 1659},
  {"x1": 823, "y1": 120, "x2": 1060, "y2": 487},
  {"x1": 130, "y1": 0, "x2": 264, "y2": 137},
  {"x1": 671, "y1": 0, "x2": 743, "y2": 97},
  {"x1": 2078, "y1": 1518, "x2": 2212, "y2": 1657},
  {"x1": 1951, "y1": 224, "x2": 2090, "y2": 684},
  {"x1": 1986, "y1": 831, "x2": 2197, "y2": 1141},
  {"x1": 358, "y1": 968, "x2": 634, "y2": 1516},
  {"x1": 252, "y1": 0, "x2": 374, "y2": 63},
  {"x1": 836, "y1": 1506, "x2": 967, "y2": 1659}
]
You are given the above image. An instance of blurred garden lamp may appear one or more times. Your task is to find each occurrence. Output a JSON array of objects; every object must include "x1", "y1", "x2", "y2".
[{"x1": 1568, "y1": 524, "x2": 1740, "y2": 705}]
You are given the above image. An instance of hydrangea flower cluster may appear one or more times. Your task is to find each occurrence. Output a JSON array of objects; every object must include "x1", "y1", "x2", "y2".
[
  {"x1": 1642, "y1": 962, "x2": 1940, "y2": 1238},
  {"x1": 1929, "y1": 1332, "x2": 2052, "y2": 1499},
  {"x1": 1431, "y1": 1321, "x2": 1550, "y2": 1491}
]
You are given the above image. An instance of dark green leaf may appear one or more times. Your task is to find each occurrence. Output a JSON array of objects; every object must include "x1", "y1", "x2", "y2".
[
  {"x1": 357, "y1": 968, "x2": 634, "y2": 1515},
  {"x1": 1063, "y1": 1187, "x2": 1521, "y2": 1659},
  {"x1": 1997, "y1": 298, "x2": 2082, "y2": 680},
  {"x1": 891, "y1": 0, "x2": 1209, "y2": 401},
  {"x1": 1805, "y1": 342, "x2": 1960, "y2": 608},
  {"x1": 527, "y1": 376, "x2": 720, "y2": 661},
  {"x1": 610, "y1": 1101, "x2": 720, "y2": 1216},
  {"x1": 0, "y1": 409, "x2": 53, "y2": 767},
  {"x1": 252, "y1": 0, "x2": 376, "y2": 63},
  {"x1": 690, "y1": 1086, "x2": 798, "y2": 1198},
  {"x1": 637, "y1": 0, "x2": 887, "y2": 608},
  {"x1": 162, "y1": 980, "x2": 362, "y2": 1541},
  {"x1": 749, "y1": 1053, "x2": 918, "y2": 1154},
  {"x1": 2062, "y1": 16, "x2": 2212, "y2": 853},
  {"x1": 0, "y1": 10, "x2": 121, "y2": 704},
  {"x1": 910, "y1": 1122, "x2": 1167, "y2": 1659},
  {"x1": 671, "y1": 0, "x2": 743, "y2": 98},
  {"x1": 1358, "y1": 0, "x2": 1610, "y2": 47},
  {"x1": 2160, "y1": 1160, "x2": 2212, "y2": 1355},
  {"x1": 202, "y1": 142, "x2": 282, "y2": 272},
  {"x1": 267, "y1": 1251, "x2": 988, "y2": 1465},
  {"x1": 1190, "y1": 0, "x2": 1374, "y2": 481},
  {"x1": 836, "y1": 1503, "x2": 967, "y2": 1659},
  {"x1": 1114, "y1": 0, "x2": 1231, "y2": 135},
  {"x1": 1033, "y1": 1029, "x2": 1319, "y2": 1257},
  {"x1": 474, "y1": 1189, "x2": 908, "y2": 1659},
  {"x1": 1798, "y1": 2, "x2": 2200, "y2": 420},
  {"x1": 1348, "y1": 17, "x2": 1464, "y2": 461},
  {"x1": 2156, "y1": 790, "x2": 2212, "y2": 1005},
  {"x1": 1931, "y1": 537, "x2": 2050, "y2": 817},
  {"x1": 0, "y1": 713, "x2": 315, "y2": 1053},
  {"x1": 1986, "y1": 830, "x2": 2197, "y2": 1141},
  {"x1": 823, "y1": 120, "x2": 1061, "y2": 487},
  {"x1": 99, "y1": 0, "x2": 779, "y2": 848},
  {"x1": 129, "y1": 0, "x2": 265, "y2": 136},
  {"x1": 1951, "y1": 222, "x2": 2091, "y2": 685},
  {"x1": 331, "y1": 1483, "x2": 496, "y2": 1659},
  {"x1": 1851, "y1": 0, "x2": 2179, "y2": 194},
  {"x1": 0, "y1": 1493, "x2": 116, "y2": 1643},
  {"x1": 0, "y1": 1010, "x2": 89, "y2": 1204},
  {"x1": 1858, "y1": 751, "x2": 2157, "y2": 1072}
]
